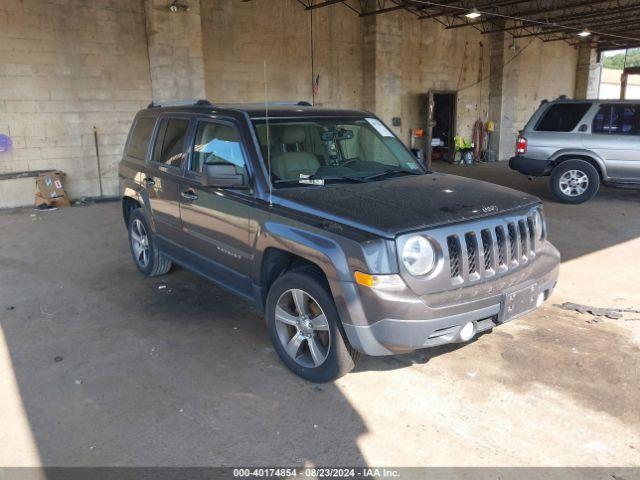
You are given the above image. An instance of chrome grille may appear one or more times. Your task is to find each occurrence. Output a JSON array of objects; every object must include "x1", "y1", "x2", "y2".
[
  {"x1": 447, "y1": 235, "x2": 461, "y2": 279},
  {"x1": 495, "y1": 226, "x2": 506, "y2": 267},
  {"x1": 443, "y1": 212, "x2": 539, "y2": 286},
  {"x1": 508, "y1": 223, "x2": 518, "y2": 262},
  {"x1": 464, "y1": 233, "x2": 477, "y2": 275},
  {"x1": 527, "y1": 217, "x2": 536, "y2": 245},
  {"x1": 481, "y1": 229, "x2": 492, "y2": 272},
  {"x1": 518, "y1": 220, "x2": 528, "y2": 260}
]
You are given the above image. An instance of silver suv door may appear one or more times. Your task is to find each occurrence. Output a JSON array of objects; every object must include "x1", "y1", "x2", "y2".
[{"x1": 583, "y1": 103, "x2": 640, "y2": 180}]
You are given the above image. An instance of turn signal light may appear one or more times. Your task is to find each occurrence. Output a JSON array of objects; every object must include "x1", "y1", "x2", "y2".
[{"x1": 354, "y1": 272, "x2": 405, "y2": 290}]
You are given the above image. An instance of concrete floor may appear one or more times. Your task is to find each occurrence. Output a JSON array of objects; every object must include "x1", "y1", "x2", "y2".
[{"x1": 0, "y1": 162, "x2": 639, "y2": 467}]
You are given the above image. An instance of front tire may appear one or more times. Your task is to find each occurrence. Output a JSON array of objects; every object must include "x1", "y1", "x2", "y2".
[
  {"x1": 549, "y1": 160, "x2": 599, "y2": 204},
  {"x1": 127, "y1": 209, "x2": 172, "y2": 277},
  {"x1": 266, "y1": 269, "x2": 360, "y2": 382}
]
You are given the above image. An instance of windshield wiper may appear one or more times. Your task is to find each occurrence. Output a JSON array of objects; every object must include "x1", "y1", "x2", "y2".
[
  {"x1": 310, "y1": 174, "x2": 369, "y2": 183},
  {"x1": 272, "y1": 175, "x2": 368, "y2": 186},
  {"x1": 363, "y1": 168, "x2": 422, "y2": 181}
]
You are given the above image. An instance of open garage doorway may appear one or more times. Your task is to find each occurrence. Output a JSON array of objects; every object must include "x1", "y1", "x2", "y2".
[{"x1": 425, "y1": 91, "x2": 457, "y2": 168}]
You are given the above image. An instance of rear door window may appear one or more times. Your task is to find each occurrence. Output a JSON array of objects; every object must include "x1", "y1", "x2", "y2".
[
  {"x1": 151, "y1": 118, "x2": 190, "y2": 168},
  {"x1": 592, "y1": 105, "x2": 640, "y2": 135},
  {"x1": 535, "y1": 103, "x2": 591, "y2": 132},
  {"x1": 126, "y1": 117, "x2": 155, "y2": 160}
]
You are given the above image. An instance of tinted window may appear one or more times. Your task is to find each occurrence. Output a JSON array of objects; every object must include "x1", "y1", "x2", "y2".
[
  {"x1": 592, "y1": 106, "x2": 609, "y2": 133},
  {"x1": 593, "y1": 105, "x2": 640, "y2": 134},
  {"x1": 191, "y1": 122, "x2": 246, "y2": 175},
  {"x1": 152, "y1": 118, "x2": 189, "y2": 167},
  {"x1": 536, "y1": 103, "x2": 591, "y2": 132},
  {"x1": 126, "y1": 117, "x2": 155, "y2": 160},
  {"x1": 253, "y1": 118, "x2": 421, "y2": 185}
]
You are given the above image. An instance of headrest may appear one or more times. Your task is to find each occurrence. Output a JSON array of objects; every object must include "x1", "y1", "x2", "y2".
[
  {"x1": 201, "y1": 124, "x2": 237, "y2": 142},
  {"x1": 281, "y1": 125, "x2": 306, "y2": 144}
]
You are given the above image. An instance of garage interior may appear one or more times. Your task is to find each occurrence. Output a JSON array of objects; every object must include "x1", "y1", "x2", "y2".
[{"x1": 0, "y1": 0, "x2": 639, "y2": 469}]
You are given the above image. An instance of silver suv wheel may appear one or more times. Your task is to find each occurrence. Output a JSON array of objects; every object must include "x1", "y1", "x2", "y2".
[
  {"x1": 274, "y1": 288, "x2": 331, "y2": 368},
  {"x1": 558, "y1": 169, "x2": 589, "y2": 197}
]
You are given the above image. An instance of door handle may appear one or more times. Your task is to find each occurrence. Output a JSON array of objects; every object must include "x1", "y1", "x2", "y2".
[
  {"x1": 181, "y1": 190, "x2": 198, "y2": 201},
  {"x1": 144, "y1": 177, "x2": 155, "y2": 186}
]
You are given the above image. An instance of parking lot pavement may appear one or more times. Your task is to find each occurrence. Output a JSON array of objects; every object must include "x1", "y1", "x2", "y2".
[{"x1": 0, "y1": 166, "x2": 638, "y2": 467}]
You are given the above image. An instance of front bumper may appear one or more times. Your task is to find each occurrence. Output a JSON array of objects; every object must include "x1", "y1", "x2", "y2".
[
  {"x1": 509, "y1": 156, "x2": 552, "y2": 176},
  {"x1": 339, "y1": 244, "x2": 560, "y2": 356}
]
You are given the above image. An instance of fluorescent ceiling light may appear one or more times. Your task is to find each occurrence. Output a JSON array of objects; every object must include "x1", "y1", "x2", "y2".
[
  {"x1": 465, "y1": 8, "x2": 482, "y2": 19},
  {"x1": 578, "y1": 29, "x2": 591, "y2": 37}
]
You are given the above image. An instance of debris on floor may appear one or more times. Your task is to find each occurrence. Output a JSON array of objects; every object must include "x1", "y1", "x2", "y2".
[
  {"x1": 35, "y1": 171, "x2": 71, "y2": 209},
  {"x1": 559, "y1": 302, "x2": 640, "y2": 323}
]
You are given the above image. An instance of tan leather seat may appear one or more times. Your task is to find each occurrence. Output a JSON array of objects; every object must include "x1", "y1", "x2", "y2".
[{"x1": 271, "y1": 125, "x2": 320, "y2": 180}]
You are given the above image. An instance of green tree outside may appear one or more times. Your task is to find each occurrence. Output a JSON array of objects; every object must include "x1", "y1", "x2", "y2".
[{"x1": 602, "y1": 48, "x2": 640, "y2": 70}]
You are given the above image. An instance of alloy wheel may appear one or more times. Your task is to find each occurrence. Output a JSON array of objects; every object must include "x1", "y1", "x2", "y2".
[
  {"x1": 130, "y1": 218, "x2": 150, "y2": 268},
  {"x1": 559, "y1": 169, "x2": 589, "y2": 197},
  {"x1": 274, "y1": 289, "x2": 331, "y2": 368}
]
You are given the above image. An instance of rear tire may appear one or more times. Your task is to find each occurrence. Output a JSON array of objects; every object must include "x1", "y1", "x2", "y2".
[
  {"x1": 127, "y1": 208, "x2": 172, "y2": 277},
  {"x1": 266, "y1": 269, "x2": 360, "y2": 382},
  {"x1": 549, "y1": 160, "x2": 599, "y2": 204}
]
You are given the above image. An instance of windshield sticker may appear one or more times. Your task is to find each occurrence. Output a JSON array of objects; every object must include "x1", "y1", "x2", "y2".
[
  {"x1": 365, "y1": 118, "x2": 394, "y2": 137},
  {"x1": 299, "y1": 174, "x2": 324, "y2": 185}
]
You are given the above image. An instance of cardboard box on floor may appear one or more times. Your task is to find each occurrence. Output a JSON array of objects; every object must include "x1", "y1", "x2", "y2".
[{"x1": 35, "y1": 171, "x2": 71, "y2": 208}]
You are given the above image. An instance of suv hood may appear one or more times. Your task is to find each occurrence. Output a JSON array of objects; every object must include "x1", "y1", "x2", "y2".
[{"x1": 273, "y1": 173, "x2": 540, "y2": 238}]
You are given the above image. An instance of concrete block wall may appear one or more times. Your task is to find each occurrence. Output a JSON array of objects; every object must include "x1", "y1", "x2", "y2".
[
  {"x1": 574, "y1": 42, "x2": 600, "y2": 100},
  {"x1": 500, "y1": 37, "x2": 578, "y2": 160},
  {"x1": 145, "y1": 0, "x2": 206, "y2": 101},
  {"x1": 0, "y1": 0, "x2": 584, "y2": 206},
  {"x1": 200, "y1": 0, "x2": 363, "y2": 108},
  {"x1": 366, "y1": 11, "x2": 490, "y2": 144},
  {"x1": 0, "y1": 0, "x2": 152, "y2": 200}
]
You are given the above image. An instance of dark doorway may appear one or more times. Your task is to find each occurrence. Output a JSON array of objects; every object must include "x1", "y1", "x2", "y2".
[{"x1": 426, "y1": 91, "x2": 457, "y2": 167}]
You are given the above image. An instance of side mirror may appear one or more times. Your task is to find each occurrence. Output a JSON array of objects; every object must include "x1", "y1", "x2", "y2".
[{"x1": 202, "y1": 163, "x2": 246, "y2": 188}]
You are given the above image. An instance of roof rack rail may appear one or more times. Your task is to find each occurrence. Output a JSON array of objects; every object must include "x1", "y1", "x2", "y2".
[
  {"x1": 217, "y1": 101, "x2": 312, "y2": 108},
  {"x1": 147, "y1": 99, "x2": 212, "y2": 108}
]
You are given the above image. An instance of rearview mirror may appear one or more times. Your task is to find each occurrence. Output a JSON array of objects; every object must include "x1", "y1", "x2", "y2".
[{"x1": 202, "y1": 163, "x2": 246, "y2": 188}]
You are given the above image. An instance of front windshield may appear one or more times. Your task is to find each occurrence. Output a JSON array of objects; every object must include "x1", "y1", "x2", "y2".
[{"x1": 252, "y1": 117, "x2": 424, "y2": 187}]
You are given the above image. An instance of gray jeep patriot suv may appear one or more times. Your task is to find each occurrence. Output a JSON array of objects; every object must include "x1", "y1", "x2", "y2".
[
  {"x1": 119, "y1": 99, "x2": 560, "y2": 382},
  {"x1": 510, "y1": 99, "x2": 640, "y2": 204}
]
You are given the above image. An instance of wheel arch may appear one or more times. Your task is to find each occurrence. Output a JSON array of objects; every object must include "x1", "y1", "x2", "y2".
[
  {"x1": 122, "y1": 195, "x2": 141, "y2": 227},
  {"x1": 549, "y1": 152, "x2": 605, "y2": 180},
  {"x1": 260, "y1": 248, "x2": 329, "y2": 301},
  {"x1": 121, "y1": 180, "x2": 154, "y2": 230}
]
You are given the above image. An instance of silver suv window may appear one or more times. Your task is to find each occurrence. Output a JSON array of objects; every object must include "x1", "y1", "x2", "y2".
[
  {"x1": 535, "y1": 103, "x2": 591, "y2": 132},
  {"x1": 592, "y1": 104, "x2": 640, "y2": 135}
]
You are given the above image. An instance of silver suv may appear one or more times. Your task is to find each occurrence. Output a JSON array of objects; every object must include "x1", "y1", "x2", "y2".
[{"x1": 510, "y1": 99, "x2": 640, "y2": 203}]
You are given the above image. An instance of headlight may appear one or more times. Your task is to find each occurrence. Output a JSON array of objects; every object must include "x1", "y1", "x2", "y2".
[
  {"x1": 533, "y1": 210, "x2": 545, "y2": 241},
  {"x1": 401, "y1": 236, "x2": 436, "y2": 276}
]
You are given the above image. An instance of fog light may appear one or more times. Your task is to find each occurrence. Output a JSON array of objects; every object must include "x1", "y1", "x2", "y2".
[
  {"x1": 459, "y1": 321, "x2": 475, "y2": 342},
  {"x1": 536, "y1": 292, "x2": 545, "y2": 308}
]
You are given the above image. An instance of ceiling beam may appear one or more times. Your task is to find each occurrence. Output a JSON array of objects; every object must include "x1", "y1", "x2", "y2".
[
  {"x1": 305, "y1": 0, "x2": 345, "y2": 10},
  {"x1": 418, "y1": 0, "x2": 530, "y2": 20}
]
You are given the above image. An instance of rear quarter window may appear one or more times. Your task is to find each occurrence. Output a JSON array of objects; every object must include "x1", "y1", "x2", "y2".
[
  {"x1": 126, "y1": 117, "x2": 156, "y2": 160},
  {"x1": 535, "y1": 103, "x2": 591, "y2": 132}
]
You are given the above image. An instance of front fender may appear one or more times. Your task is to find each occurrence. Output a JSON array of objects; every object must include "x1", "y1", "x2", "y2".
[
  {"x1": 254, "y1": 220, "x2": 366, "y2": 328},
  {"x1": 256, "y1": 221, "x2": 351, "y2": 282}
]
